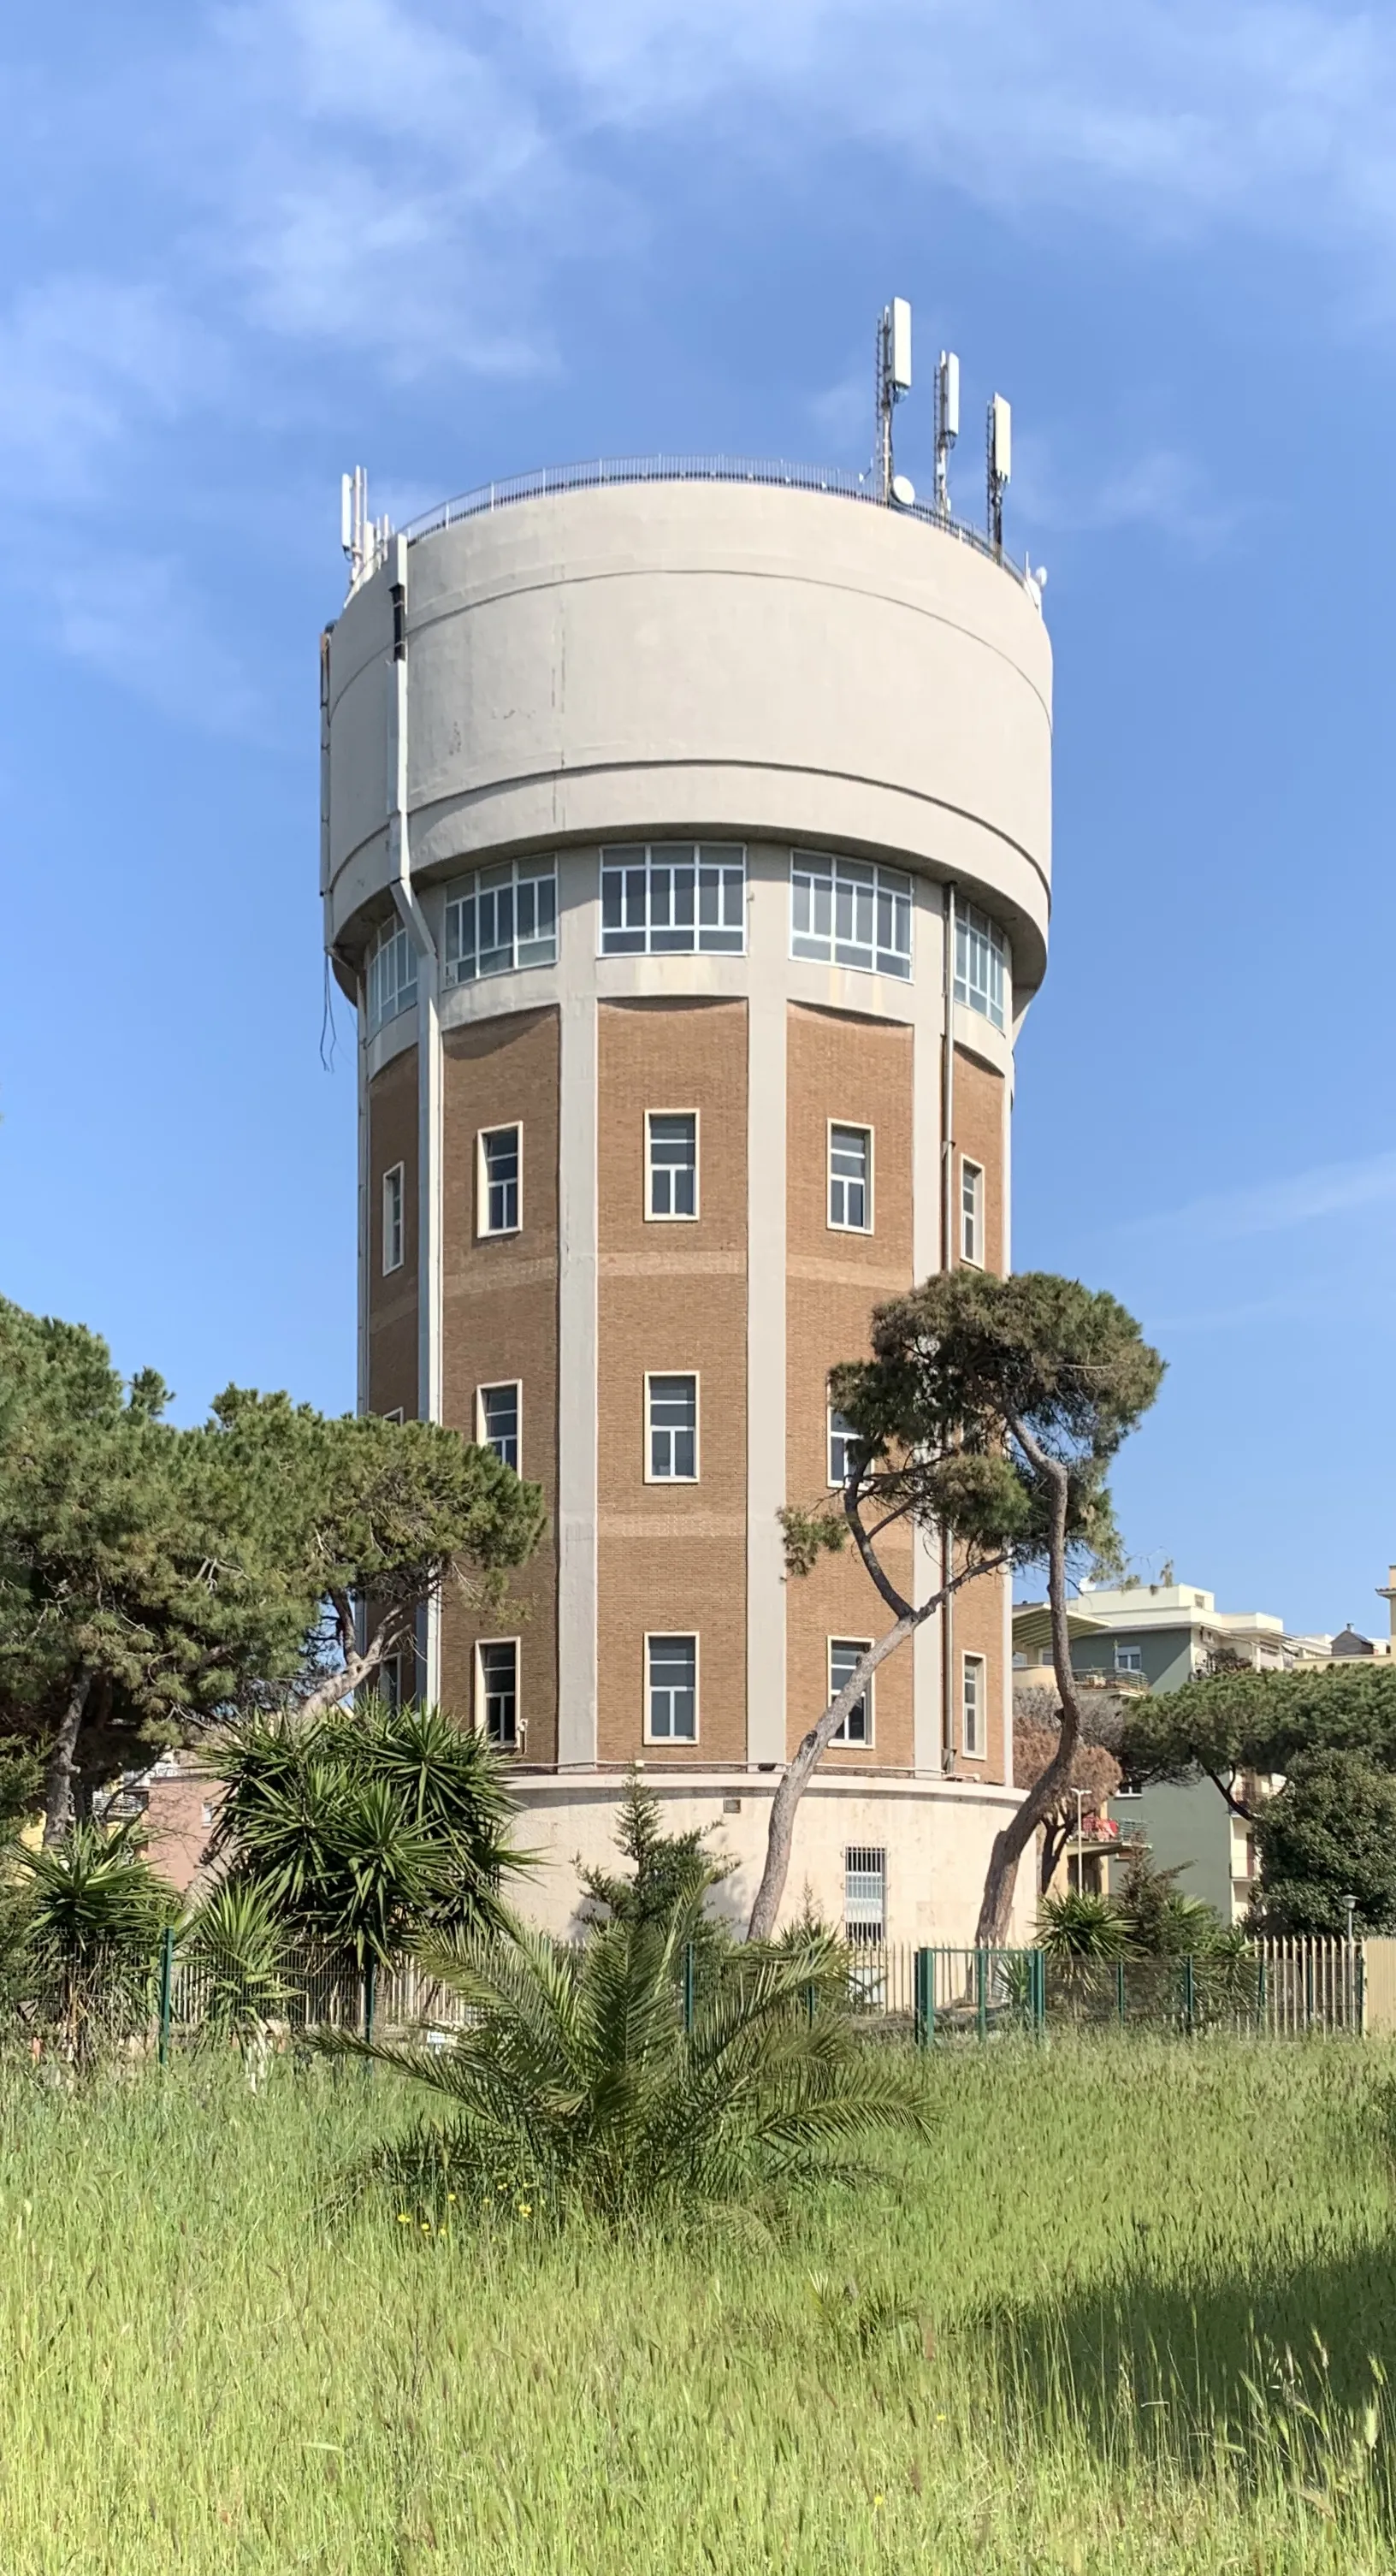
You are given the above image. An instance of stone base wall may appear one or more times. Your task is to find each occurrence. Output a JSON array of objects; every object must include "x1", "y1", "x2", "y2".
[{"x1": 506, "y1": 1768, "x2": 1032, "y2": 1949}]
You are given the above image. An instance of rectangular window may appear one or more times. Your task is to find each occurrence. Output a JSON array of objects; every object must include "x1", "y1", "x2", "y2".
[
  {"x1": 961, "y1": 1653, "x2": 986, "y2": 1757},
  {"x1": 1115, "y1": 1643, "x2": 1144, "y2": 1675},
  {"x1": 829, "y1": 1638, "x2": 872, "y2": 1745},
  {"x1": 953, "y1": 903, "x2": 1009, "y2": 1033},
  {"x1": 844, "y1": 1845, "x2": 886, "y2": 1945},
  {"x1": 478, "y1": 1126, "x2": 521, "y2": 1235},
  {"x1": 647, "y1": 1634, "x2": 697, "y2": 1741},
  {"x1": 600, "y1": 844, "x2": 746, "y2": 956},
  {"x1": 647, "y1": 1374, "x2": 698, "y2": 1482},
  {"x1": 960, "y1": 1158, "x2": 984, "y2": 1266},
  {"x1": 366, "y1": 918, "x2": 417, "y2": 1035},
  {"x1": 476, "y1": 1382, "x2": 521, "y2": 1472},
  {"x1": 828, "y1": 1124, "x2": 872, "y2": 1231},
  {"x1": 647, "y1": 1111, "x2": 698, "y2": 1220},
  {"x1": 382, "y1": 1163, "x2": 405, "y2": 1274},
  {"x1": 476, "y1": 1639, "x2": 518, "y2": 1748},
  {"x1": 381, "y1": 1654, "x2": 404, "y2": 1714},
  {"x1": 791, "y1": 853, "x2": 913, "y2": 980},
  {"x1": 827, "y1": 1402, "x2": 862, "y2": 1490},
  {"x1": 444, "y1": 857, "x2": 557, "y2": 986}
]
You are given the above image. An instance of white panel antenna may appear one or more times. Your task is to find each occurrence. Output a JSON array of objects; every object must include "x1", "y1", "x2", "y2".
[
  {"x1": 874, "y1": 298, "x2": 913, "y2": 501},
  {"x1": 341, "y1": 465, "x2": 369, "y2": 591},
  {"x1": 890, "y1": 297, "x2": 912, "y2": 394},
  {"x1": 986, "y1": 394, "x2": 1011, "y2": 554},
  {"x1": 934, "y1": 350, "x2": 959, "y2": 518}
]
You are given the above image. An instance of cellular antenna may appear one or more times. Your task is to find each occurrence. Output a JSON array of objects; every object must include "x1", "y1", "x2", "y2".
[
  {"x1": 934, "y1": 350, "x2": 960, "y2": 519},
  {"x1": 341, "y1": 466, "x2": 369, "y2": 591},
  {"x1": 986, "y1": 394, "x2": 1011, "y2": 556},
  {"x1": 874, "y1": 298, "x2": 912, "y2": 502}
]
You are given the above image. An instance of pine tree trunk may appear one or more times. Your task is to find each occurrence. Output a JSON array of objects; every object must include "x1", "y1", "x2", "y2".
[
  {"x1": 42, "y1": 1671, "x2": 93, "y2": 1846},
  {"x1": 974, "y1": 1448, "x2": 1085, "y2": 1945},
  {"x1": 746, "y1": 1611, "x2": 919, "y2": 1941}
]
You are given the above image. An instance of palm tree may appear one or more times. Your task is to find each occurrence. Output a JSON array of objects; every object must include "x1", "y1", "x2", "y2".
[
  {"x1": 17, "y1": 1823, "x2": 172, "y2": 2064},
  {"x1": 340, "y1": 1895, "x2": 936, "y2": 2225}
]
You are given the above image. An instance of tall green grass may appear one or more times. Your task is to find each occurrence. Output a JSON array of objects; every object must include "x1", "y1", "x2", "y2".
[{"x1": 2, "y1": 2037, "x2": 1395, "y2": 2571}]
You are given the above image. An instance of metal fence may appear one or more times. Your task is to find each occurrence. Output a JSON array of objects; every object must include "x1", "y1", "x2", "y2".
[
  {"x1": 396, "y1": 453, "x2": 1031, "y2": 585},
  {"x1": 148, "y1": 1931, "x2": 1367, "y2": 2061},
  {"x1": 838, "y1": 1938, "x2": 1365, "y2": 2042}
]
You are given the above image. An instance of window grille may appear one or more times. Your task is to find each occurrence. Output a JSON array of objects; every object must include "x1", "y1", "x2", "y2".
[
  {"x1": 791, "y1": 853, "x2": 912, "y2": 979},
  {"x1": 366, "y1": 919, "x2": 417, "y2": 1033},
  {"x1": 445, "y1": 859, "x2": 556, "y2": 986},
  {"x1": 480, "y1": 1128, "x2": 520, "y2": 1235},
  {"x1": 600, "y1": 845, "x2": 745, "y2": 956},
  {"x1": 829, "y1": 1639, "x2": 872, "y2": 1745},
  {"x1": 953, "y1": 904, "x2": 1009, "y2": 1032},
  {"x1": 844, "y1": 1846, "x2": 886, "y2": 1945},
  {"x1": 648, "y1": 1635, "x2": 697, "y2": 1741}
]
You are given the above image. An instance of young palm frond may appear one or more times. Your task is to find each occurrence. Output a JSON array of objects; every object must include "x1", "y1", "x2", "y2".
[
  {"x1": 180, "y1": 1879, "x2": 292, "y2": 2035},
  {"x1": 333, "y1": 1894, "x2": 935, "y2": 2225}
]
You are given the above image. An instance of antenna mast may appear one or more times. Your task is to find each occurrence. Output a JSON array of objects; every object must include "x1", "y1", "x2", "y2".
[
  {"x1": 985, "y1": 394, "x2": 1011, "y2": 557},
  {"x1": 934, "y1": 351, "x2": 959, "y2": 519},
  {"x1": 874, "y1": 299, "x2": 912, "y2": 501}
]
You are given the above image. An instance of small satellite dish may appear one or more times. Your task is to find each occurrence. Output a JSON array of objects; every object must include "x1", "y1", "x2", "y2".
[{"x1": 890, "y1": 472, "x2": 916, "y2": 507}]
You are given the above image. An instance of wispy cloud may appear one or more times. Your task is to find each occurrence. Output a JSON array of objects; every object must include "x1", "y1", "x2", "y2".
[
  {"x1": 9, "y1": 0, "x2": 1396, "y2": 717},
  {"x1": 1014, "y1": 431, "x2": 1239, "y2": 554},
  {"x1": 1128, "y1": 1149, "x2": 1396, "y2": 1244}
]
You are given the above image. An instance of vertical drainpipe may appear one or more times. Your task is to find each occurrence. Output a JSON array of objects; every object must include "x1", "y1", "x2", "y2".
[
  {"x1": 387, "y1": 533, "x2": 444, "y2": 1703},
  {"x1": 940, "y1": 883, "x2": 957, "y2": 1772}
]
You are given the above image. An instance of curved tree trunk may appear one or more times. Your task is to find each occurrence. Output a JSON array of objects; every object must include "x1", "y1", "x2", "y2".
[
  {"x1": 42, "y1": 1669, "x2": 93, "y2": 1846},
  {"x1": 974, "y1": 1442, "x2": 1087, "y2": 1945},
  {"x1": 745, "y1": 1611, "x2": 920, "y2": 1941}
]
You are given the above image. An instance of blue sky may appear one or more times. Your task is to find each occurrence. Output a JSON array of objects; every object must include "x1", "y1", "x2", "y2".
[{"x1": 2, "y1": 0, "x2": 1393, "y2": 1638}]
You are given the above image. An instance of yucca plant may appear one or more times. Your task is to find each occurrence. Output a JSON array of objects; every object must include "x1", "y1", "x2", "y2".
[
  {"x1": 338, "y1": 1895, "x2": 936, "y2": 2227},
  {"x1": 180, "y1": 1879, "x2": 292, "y2": 2036},
  {"x1": 1037, "y1": 1889, "x2": 1130, "y2": 1959},
  {"x1": 204, "y1": 1697, "x2": 524, "y2": 1973},
  {"x1": 16, "y1": 1823, "x2": 172, "y2": 2065}
]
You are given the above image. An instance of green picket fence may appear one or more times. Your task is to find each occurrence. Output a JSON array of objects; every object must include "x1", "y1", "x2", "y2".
[
  {"x1": 839, "y1": 1938, "x2": 1365, "y2": 2043},
  {"x1": 148, "y1": 1930, "x2": 1367, "y2": 2063}
]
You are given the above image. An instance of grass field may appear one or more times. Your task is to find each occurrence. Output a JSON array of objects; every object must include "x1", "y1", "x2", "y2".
[{"x1": 4, "y1": 2036, "x2": 1396, "y2": 2573}]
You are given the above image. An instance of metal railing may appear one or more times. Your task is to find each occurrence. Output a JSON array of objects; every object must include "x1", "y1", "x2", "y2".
[
  {"x1": 145, "y1": 1931, "x2": 1368, "y2": 2062},
  {"x1": 396, "y1": 454, "x2": 1032, "y2": 587}
]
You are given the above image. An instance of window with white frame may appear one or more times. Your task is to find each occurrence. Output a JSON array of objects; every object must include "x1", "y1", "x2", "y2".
[
  {"x1": 477, "y1": 1382, "x2": 520, "y2": 1472},
  {"x1": 961, "y1": 1653, "x2": 986, "y2": 1757},
  {"x1": 960, "y1": 1158, "x2": 985, "y2": 1266},
  {"x1": 647, "y1": 1375, "x2": 697, "y2": 1481},
  {"x1": 647, "y1": 1634, "x2": 697, "y2": 1741},
  {"x1": 382, "y1": 1163, "x2": 405, "y2": 1274},
  {"x1": 828, "y1": 1124, "x2": 872, "y2": 1231},
  {"x1": 478, "y1": 1126, "x2": 521, "y2": 1235},
  {"x1": 829, "y1": 1638, "x2": 872, "y2": 1745},
  {"x1": 954, "y1": 903, "x2": 1009, "y2": 1032},
  {"x1": 600, "y1": 844, "x2": 745, "y2": 956},
  {"x1": 844, "y1": 1845, "x2": 886, "y2": 1945},
  {"x1": 366, "y1": 918, "x2": 417, "y2": 1034},
  {"x1": 827, "y1": 1401, "x2": 862, "y2": 1491},
  {"x1": 444, "y1": 857, "x2": 557, "y2": 986},
  {"x1": 648, "y1": 1111, "x2": 698, "y2": 1220},
  {"x1": 379, "y1": 1406, "x2": 405, "y2": 1424},
  {"x1": 476, "y1": 1638, "x2": 518, "y2": 1747},
  {"x1": 791, "y1": 853, "x2": 913, "y2": 980}
]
